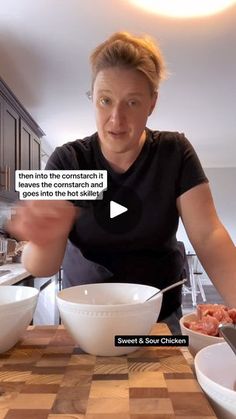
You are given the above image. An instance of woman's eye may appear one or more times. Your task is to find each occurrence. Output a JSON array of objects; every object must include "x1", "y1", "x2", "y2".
[
  {"x1": 128, "y1": 100, "x2": 138, "y2": 107},
  {"x1": 99, "y1": 97, "x2": 111, "y2": 106}
]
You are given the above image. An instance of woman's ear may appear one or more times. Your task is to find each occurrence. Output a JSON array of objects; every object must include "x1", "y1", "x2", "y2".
[{"x1": 149, "y1": 91, "x2": 158, "y2": 116}]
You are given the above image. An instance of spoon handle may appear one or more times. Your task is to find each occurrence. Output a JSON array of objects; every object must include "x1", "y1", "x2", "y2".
[
  {"x1": 219, "y1": 324, "x2": 236, "y2": 356},
  {"x1": 145, "y1": 278, "x2": 187, "y2": 302}
]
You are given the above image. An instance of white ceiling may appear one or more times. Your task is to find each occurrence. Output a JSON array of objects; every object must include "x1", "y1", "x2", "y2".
[{"x1": 0, "y1": 0, "x2": 235, "y2": 167}]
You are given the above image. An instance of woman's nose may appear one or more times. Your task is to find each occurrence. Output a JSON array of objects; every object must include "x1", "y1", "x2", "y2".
[{"x1": 110, "y1": 104, "x2": 126, "y2": 124}]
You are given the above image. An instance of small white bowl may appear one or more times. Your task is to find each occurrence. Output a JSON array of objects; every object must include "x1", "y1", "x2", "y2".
[
  {"x1": 0, "y1": 286, "x2": 39, "y2": 353},
  {"x1": 195, "y1": 342, "x2": 236, "y2": 419},
  {"x1": 57, "y1": 282, "x2": 163, "y2": 356},
  {"x1": 180, "y1": 312, "x2": 223, "y2": 356}
]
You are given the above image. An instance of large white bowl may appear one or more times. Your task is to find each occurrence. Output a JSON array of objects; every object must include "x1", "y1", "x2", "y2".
[
  {"x1": 57, "y1": 283, "x2": 163, "y2": 356},
  {"x1": 195, "y1": 342, "x2": 236, "y2": 419},
  {"x1": 180, "y1": 312, "x2": 223, "y2": 356},
  {"x1": 0, "y1": 286, "x2": 39, "y2": 353}
]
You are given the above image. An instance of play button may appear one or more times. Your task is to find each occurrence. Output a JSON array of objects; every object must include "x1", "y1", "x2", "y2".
[
  {"x1": 93, "y1": 183, "x2": 142, "y2": 234},
  {"x1": 110, "y1": 201, "x2": 128, "y2": 219}
]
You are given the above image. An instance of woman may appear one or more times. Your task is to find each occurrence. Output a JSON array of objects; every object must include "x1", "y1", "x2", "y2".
[{"x1": 8, "y1": 32, "x2": 236, "y2": 333}]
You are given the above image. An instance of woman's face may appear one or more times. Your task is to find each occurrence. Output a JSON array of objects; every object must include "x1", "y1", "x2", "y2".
[{"x1": 92, "y1": 67, "x2": 157, "y2": 154}]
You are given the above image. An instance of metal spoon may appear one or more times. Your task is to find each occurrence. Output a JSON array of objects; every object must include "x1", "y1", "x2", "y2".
[
  {"x1": 219, "y1": 323, "x2": 236, "y2": 356},
  {"x1": 145, "y1": 278, "x2": 187, "y2": 302}
]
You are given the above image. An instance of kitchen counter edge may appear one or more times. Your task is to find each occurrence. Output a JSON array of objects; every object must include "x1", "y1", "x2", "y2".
[{"x1": 0, "y1": 263, "x2": 31, "y2": 285}]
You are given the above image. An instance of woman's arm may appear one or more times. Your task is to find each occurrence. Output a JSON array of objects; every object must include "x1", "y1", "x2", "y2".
[
  {"x1": 177, "y1": 182, "x2": 236, "y2": 307},
  {"x1": 7, "y1": 200, "x2": 76, "y2": 277},
  {"x1": 21, "y1": 239, "x2": 68, "y2": 277}
]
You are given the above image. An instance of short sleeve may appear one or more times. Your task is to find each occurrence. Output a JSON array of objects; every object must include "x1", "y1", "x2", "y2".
[
  {"x1": 176, "y1": 134, "x2": 208, "y2": 197},
  {"x1": 45, "y1": 148, "x2": 62, "y2": 170}
]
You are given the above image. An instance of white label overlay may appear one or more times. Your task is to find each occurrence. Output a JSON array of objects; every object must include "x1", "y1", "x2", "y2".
[{"x1": 15, "y1": 170, "x2": 107, "y2": 200}]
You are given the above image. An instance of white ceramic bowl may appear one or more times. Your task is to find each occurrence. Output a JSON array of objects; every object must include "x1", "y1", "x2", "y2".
[
  {"x1": 57, "y1": 283, "x2": 163, "y2": 356},
  {"x1": 0, "y1": 286, "x2": 39, "y2": 353},
  {"x1": 195, "y1": 342, "x2": 236, "y2": 419},
  {"x1": 180, "y1": 312, "x2": 223, "y2": 356}
]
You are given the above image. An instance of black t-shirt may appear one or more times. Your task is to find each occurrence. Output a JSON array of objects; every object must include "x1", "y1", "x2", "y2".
[{"x1": 46, "y1": 128, "x2": 208, "y2": 319}]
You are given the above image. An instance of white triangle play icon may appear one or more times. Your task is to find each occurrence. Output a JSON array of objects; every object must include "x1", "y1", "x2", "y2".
[{"x1": 110, "y1": 200, "x2": 128, "y2": 219}]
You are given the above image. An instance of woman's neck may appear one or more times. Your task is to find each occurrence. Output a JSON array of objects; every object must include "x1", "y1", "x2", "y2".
[{"x1": 99, "y1": 131, "x2": 146, "y2": 174}]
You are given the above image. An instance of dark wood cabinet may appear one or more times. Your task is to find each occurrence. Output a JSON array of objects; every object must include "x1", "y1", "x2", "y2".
[
  {"x1": 31, "y1": 133, "x2": 41, "y2": 170},
  {"x1": 20, "y1": 119, "x2": 41, "y2": 170},
  {"x1": 20, "y1": 119, "x2": 31, "y2": 170},
  {"x1": 0, "y1": 95, "x2": 4, "y2": 188},
  {"x1": 1, "y1": 101, "x2": 19, "y2": 200},
  {"x1": 0, "y1": 77, "x2": 44, "y2": 202}
]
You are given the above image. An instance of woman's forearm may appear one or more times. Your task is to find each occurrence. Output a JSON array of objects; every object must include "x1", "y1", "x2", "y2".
[
  {"x1": 178, "y1": 183, "x2": 236, "y2": 307},
  {"x1": 193, "y1": 225, "x2": 236, "y2": 307},
  {"x1": 6, "y1": 200, "x2": 77, "y2": 277},
  {"x1": 22, "y1": 238, "x2": 68, "y2": 277}
]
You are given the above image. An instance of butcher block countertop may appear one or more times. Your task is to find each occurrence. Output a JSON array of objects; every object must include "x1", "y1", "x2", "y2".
[{"x1": 0, "y1": 323, "x2": 217, "y2": 419}]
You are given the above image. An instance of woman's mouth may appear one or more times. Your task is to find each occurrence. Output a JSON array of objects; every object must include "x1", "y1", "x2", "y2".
[{"x1": 108, "y1": 131, "x2": 127, "y2": 137}]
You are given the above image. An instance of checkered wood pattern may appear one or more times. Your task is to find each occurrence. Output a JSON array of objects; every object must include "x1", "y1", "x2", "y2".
[{"x1": 0, "y1": 324, "x2": 217, "y2": 418}]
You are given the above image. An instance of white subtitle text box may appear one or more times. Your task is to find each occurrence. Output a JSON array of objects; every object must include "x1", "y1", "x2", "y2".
[{"x1": 15, "y1": 170, "x2": 107, "y2": 200}]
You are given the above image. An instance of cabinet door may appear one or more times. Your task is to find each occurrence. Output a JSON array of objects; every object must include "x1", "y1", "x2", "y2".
[
  {"x1": 20, "y1": 120, "x2": 41, "y2": 170},
  {"x1": 0, "y1": 95, "x2": 4, "y2": 191},
  {"x1": 0, "y1": 101, "x2": 19, "y2": 200},
  {"x1": 31, "y1": 134, "x2": 41, "y2": 169},
  {"x1": 20, "y1": 119, "x2": 31, "y2": 170}
]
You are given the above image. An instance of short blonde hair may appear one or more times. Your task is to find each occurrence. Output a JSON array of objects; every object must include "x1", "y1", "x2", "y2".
[{"x1": 90, "y1": 31, "x2": 166, "y2": 94}]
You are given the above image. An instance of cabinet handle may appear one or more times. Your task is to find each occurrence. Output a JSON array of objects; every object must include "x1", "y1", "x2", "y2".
[{"x1": 0, "y1": 166, "x2": 8, "y2": 191}]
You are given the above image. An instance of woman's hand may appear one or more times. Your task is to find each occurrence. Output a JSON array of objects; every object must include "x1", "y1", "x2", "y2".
[{"x1": 7, "y1": 200, "x2": 77, "y2": 246}]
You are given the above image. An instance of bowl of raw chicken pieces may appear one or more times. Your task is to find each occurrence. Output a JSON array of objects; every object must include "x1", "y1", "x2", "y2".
[{"x1": 180, "y1": 303, "x2": 236, "y2": 356}]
